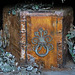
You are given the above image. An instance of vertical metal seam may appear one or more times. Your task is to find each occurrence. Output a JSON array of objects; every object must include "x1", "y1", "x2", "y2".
[{"x1": 25, "y1": 16, "x2": 28, "y2": 63}]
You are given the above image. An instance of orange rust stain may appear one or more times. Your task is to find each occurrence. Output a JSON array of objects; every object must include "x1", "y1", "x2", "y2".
[{"x1": 26, "y1": 16, "x2": 63, "y2": 69}]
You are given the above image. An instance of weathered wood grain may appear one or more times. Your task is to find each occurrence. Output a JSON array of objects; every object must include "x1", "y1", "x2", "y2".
[{"x1": 3, "y1": 7, "x2": 21, "y2": 62}]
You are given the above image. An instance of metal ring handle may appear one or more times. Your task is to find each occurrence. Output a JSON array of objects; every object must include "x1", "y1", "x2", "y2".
[{"x1": 35, "y1": 44, "x2": 50, "y2": 57}]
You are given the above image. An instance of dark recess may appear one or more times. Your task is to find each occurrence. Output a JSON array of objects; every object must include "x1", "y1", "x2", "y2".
[{"x1": 0, "y1": 0, "x2": 75, "y2": 30}]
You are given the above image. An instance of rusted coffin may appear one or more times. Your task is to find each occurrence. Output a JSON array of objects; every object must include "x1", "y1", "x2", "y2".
[{"x1": 3, "y1": 6, "x2": 73, "y2": 69}]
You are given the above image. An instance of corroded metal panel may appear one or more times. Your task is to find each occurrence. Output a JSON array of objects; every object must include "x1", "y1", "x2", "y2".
[{"x1": 20, "y1": 11, "x2": 64, "y2": 69}]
